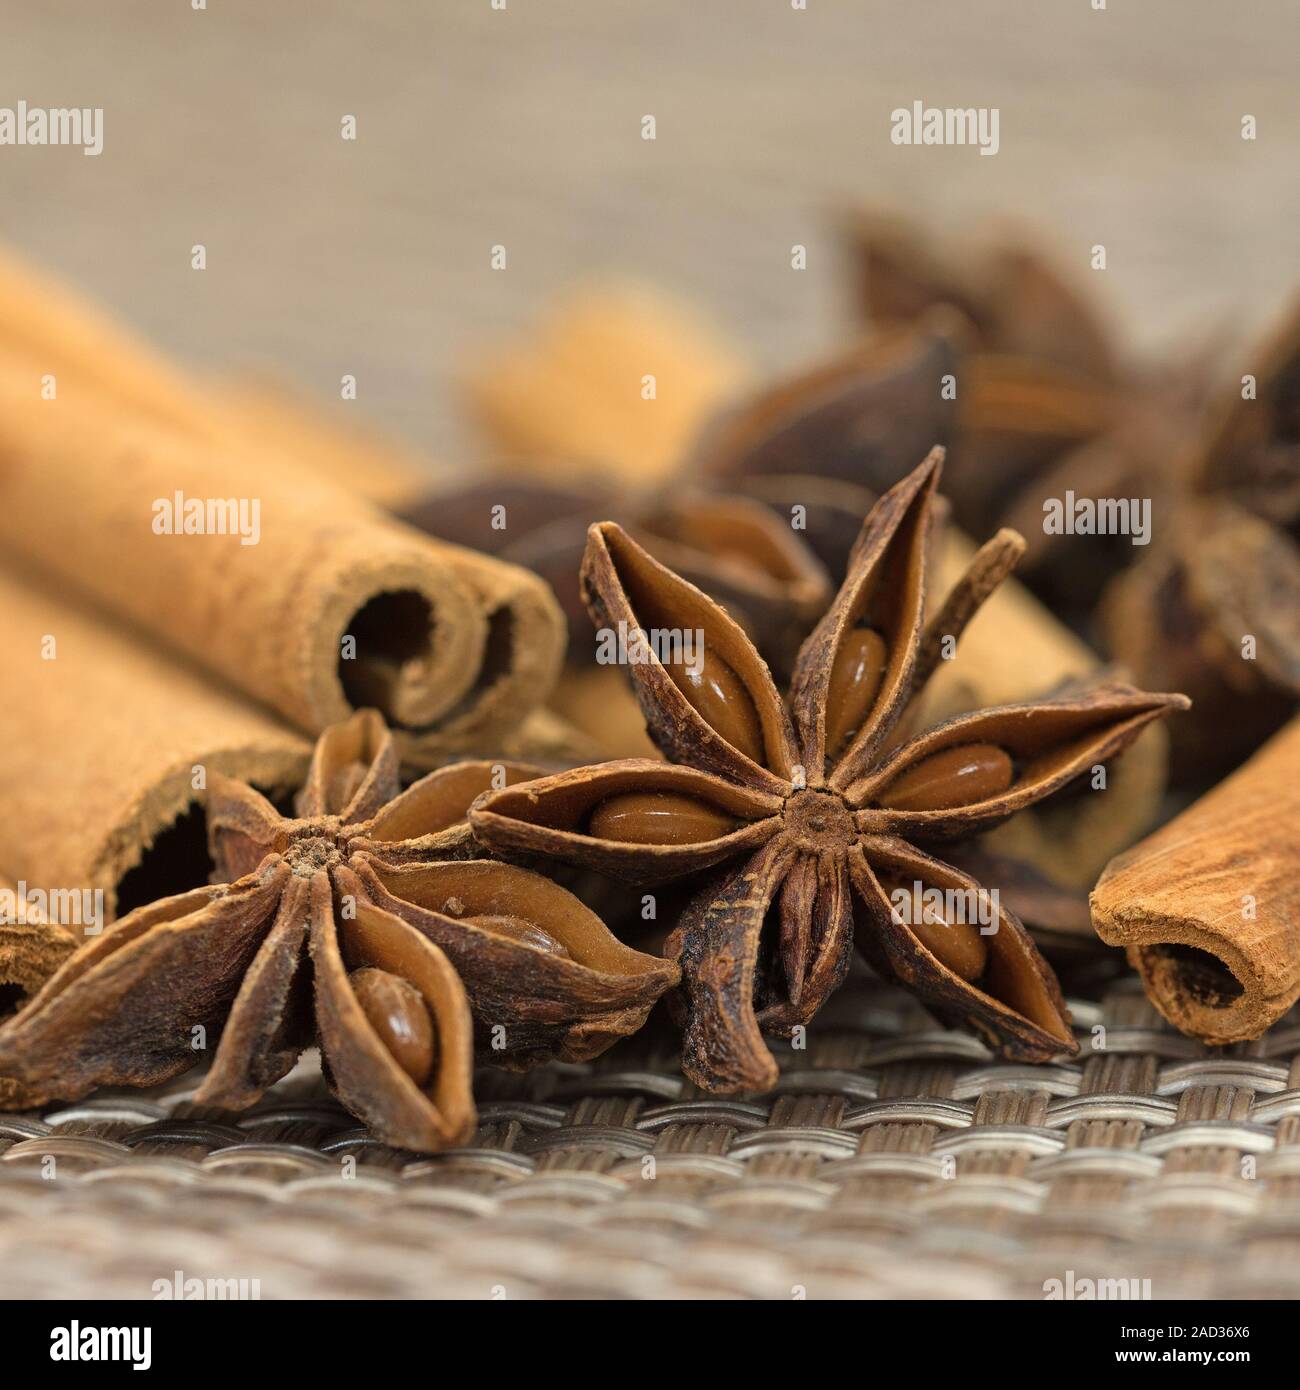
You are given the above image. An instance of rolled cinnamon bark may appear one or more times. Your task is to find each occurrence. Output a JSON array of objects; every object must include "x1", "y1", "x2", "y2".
[
  {"x1": 0, "y1": 874, "x2": 76, "y2": 1014},
  {"x1": 1091, "y1": 716, "x2": 1300, "y2": 1044},
  {"x1": 0, "y1": 565, "x2": 311, "y2": 923},
  {"x1": 0, "y1": 247, "x2": 429, "y2": 507},
  {"x1": 463, "y1": 282, "x2": 750, "y2": 486},
  {"x1": 0, "y1": 249, "x2": 565, "y2": 764},
  {"x1": 0, "y1": 361, "x2": 487, "y2": 748},
  {"x1": 220, "y1": 378, "x2": 433, "y2": 509},
  {"x1": 0, "y1": 246, "x2": 210, "y2": 431}
]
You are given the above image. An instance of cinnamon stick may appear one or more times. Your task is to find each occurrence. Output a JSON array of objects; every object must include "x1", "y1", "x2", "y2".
[
  {"x1": 0, "y1": 248, "x2": 566, "y2": 765},
  {"x1": 1091, "y1": 715, "x2": 1300, "y2": 1043},
  {"x1": 463, "y1": 283, "x2": 750, "y2": 485},
  {"x1": 220, "y1": 377, "x2": 432, "y2": 509},
  {"x1": 0, "y1": 565, "x2": 310, "y2": 923}
]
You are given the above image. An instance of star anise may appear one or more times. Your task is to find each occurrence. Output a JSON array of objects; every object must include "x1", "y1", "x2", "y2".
[
  {"x1": 1193, "y1": 296, "x2": 1300, "y2": 538},
  {"x1": 401, "y1": 476, "x2": 831, "y2": 680},
  {"x1": 471, "y1": 452, "x2": 1188, "y2": 1092},
  {"x1": 1102, "y1": 300, "x2": 1300, "y2": 788},
  {"x1": 0, "y1": 891, "x2": 77, "y2": 1106},
  {"x1": 845, "y1": 212, "x2": 1192, "y2": 617},
  {"x1": 0, "y1": 711, "x2": 678, "y2": 1147}
]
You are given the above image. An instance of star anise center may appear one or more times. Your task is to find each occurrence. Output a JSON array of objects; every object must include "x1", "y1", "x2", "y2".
[
  {"x1": 280, "y1": 818, "x2": 347, "y2": 878},
  {"x1": 782, "y1": 787, "x2": 854, "y2": 851}
]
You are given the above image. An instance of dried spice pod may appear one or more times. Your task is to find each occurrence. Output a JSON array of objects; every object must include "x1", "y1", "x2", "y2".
[
  {"x1": 949, "y1": 353, "x2": 1119, "y2": 538},
  {"x1": 0, "y1": 711, "x2": 678, "y2": 1149},
  {"x1": 847, "y1": 211, "x2": 1116, "y2": 387},
  {"x1": 995, "y1": 404, "x2": 1188, "y2": 615},
  {"x1": 1100, "y1": 497, "x2": 1300, "y2": 787},
  {"x1": 720, "y1": 474, "x2": 880, "y2": 583},
  {"x1": 1192, "y1": 296, "x2": 1300, "y2": 536},
  {"x1": 844, "y1": 210, "x2": 1177, "y2": 615},
  {"x1": 0, "y1": 874, "x2": 77, "y2": 1105},
  {"x1": 1096, "y1": 300, "x2": 1300, "y2": 787},
  {"x1": 472, "y1": 452, "x2": 1188, "y2": 1092},
  {"x1": 403, "y1": 477, "x2": 831, "y2": 680},
  {"x1": 693, "y1": 318, "x2": 961, "y2": 498},
  {"x1": 716, "y1": 490, "x2": 1170, "y2": 901},
  {"x1": 354, "y1": 858, "x2": 677, "y2": 1066},
  {"x1": 0, "y1": 877, "x2": 76, "y2": 1019},
  {"x1": 913, "y1": 532, "x2": 1173, "y2": 893}
]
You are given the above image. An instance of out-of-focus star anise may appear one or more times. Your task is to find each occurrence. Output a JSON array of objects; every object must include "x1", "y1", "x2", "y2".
[
  {"x1": 844, "y1": 212, "x2": 1194, "y2": 617},
  {"x1": 471, "y1": 452, "x2": 1187, "y2": 1092},
  {"x1": 402, "y1": 477, "x2": 831, "y2": 679},
  {"x1": 0, "y1": 712, "x2": 677, "y2": 1147}
]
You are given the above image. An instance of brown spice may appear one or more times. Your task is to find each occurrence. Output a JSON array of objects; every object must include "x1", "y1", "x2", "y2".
[
  {"x1": 1091, "y1": 715, "x2": 1300, "y2": 1043},
  {"x1": 403, "y1": 479, "x2": 831, "y2": 679},
  {"x1": 1100, "y1": 497, "x2": 1300, "y2": 787},
  {"x1": 0, "y1": 874, "x2": 77, "y2": 1081},
  {"x1": 472, "y1": 452, "x2": 1188, "y2": 1092},
  {"x1": 0, "y1": 712, "x2": 678, "y2": 1147},
  {"x1": 844, "y1": 211, "x2": 1191, "y2": 617}
]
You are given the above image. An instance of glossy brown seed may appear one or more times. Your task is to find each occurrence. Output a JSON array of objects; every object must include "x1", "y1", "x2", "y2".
[
  {"x1": 663, "y1": 648, "x2": 765, "y2": 763},
  {"x1": 464, "y1": 913, "x2": 571, "y2": 958},
  {"x1": 349, "y1": 966, "x2": 436, "y2": 1087},
  {"x1": 589, "y1": 791, "x2": 737, "y2": 846},
  {"x1": 878, "y1": 743, "x2": 1014, "y2": 812},
  {"x1": 824, "y1": 627, "x2": 888, "y2": 758},
  {"x1": 893, "y1": 885, "x2": 988, "y2": 981}
]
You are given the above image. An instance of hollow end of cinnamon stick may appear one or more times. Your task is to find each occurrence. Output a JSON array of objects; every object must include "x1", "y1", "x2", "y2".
[
  {"x1": 1091, "y1": 716, "x2": 1300, "y2": 1043},
  {"x1": 395, "y1": 548, "x2": 567, "y2": 769},
  {"x1": 299, "y1": 527, "x2": 489, "y2": 734},
  {"x1": 0, "y1": 363, "x2": 520, "y2": 747},
  {"x1": 0, "y1": 248, "x2": 566, "y2": 758}
]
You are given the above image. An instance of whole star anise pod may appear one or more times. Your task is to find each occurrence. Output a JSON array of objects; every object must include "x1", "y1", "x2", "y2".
[
  {"x1": 471, "y1": 452, "x2": 1188, "y2": 1092},
  {"x1": 0, "y1": 711, "x2": 678, "y2": 1148}
]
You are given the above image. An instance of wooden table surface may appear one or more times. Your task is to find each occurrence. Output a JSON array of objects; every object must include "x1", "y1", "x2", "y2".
[{"x1": 1, "y1": 0, "x2": 1296, "y2": 468}]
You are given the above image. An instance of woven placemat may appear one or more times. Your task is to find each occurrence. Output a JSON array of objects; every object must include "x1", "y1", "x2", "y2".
[{"x1": 3, "y1": 957, "x2": 1298, "y2": 1301}]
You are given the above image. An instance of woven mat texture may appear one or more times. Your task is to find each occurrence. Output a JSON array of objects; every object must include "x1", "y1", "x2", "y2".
[{"x1": 4, "y1": 960, "x2": 1299, "y2": 1301}]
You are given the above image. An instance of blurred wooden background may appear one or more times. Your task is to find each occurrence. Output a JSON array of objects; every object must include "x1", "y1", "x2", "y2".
[{"x1": 0, "y1": 0, "x2": 1296, "y2": 468}]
